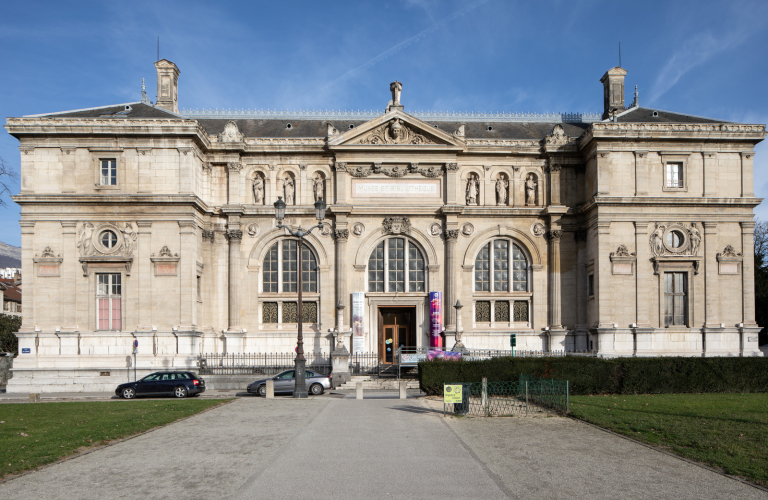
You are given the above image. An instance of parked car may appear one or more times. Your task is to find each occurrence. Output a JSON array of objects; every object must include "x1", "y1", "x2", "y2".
[
  {"x1": 116, "y1": 371, "x2": 206, "y2": 399},
  {"x1": 248, "y1": 369, "x2": 331, "y2": 396}
]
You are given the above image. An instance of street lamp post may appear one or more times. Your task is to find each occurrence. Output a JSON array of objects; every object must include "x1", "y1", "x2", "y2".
[{"x1": 274, "y1": 195, "x2": 327, "y2": 398}]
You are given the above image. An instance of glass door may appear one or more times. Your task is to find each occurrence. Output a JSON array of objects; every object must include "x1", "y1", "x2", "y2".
[{"x1": 379, "y1": 308, "x2": 413, "y2": 364}]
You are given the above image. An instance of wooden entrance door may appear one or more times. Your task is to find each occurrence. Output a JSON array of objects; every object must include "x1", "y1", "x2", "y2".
[{"x1": 379, "y1": 308, "x2": 415, "y2": 364}]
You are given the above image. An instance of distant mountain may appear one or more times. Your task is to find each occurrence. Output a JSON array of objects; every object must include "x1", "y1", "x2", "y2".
[{"x1": 0, "y1": 241, "x2": 21, "y2": 268}]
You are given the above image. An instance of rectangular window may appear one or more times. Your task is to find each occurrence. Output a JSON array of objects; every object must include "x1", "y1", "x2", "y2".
[
  {"x1": 588, "y1": 274, "x2": 594, "y2": 297},
  {"x1": 263, "y1": 243, "x2": 278, "y2": 292},
  {"x1": 665, "y1": 162, "x2": 683, "y2": 188},
  {"x1": 664, "y1": 272, "x2": 687, "y2": 326},
  {"x1": 408, "y1": 242, "x2": 425, "y2": 292},
  {"x1": 475, "y1": 243, "x2": 490, "y2": 292},
  {"x1": 197, "y1": 276, "x2": 202, "y2": 302},
  {"x1": 97, "y1": 273, "x2": 121, "y2": 330},
  {"x1": 282, "y1": 240, "x2": 298, "y2": 292},
  {"x1": 100, "y1": 159, "x2": 117, "y2": 186},
  {"x1": 388, "y1": 238, "x2": 405, "y2": 292},
  {"x1": 493, "y1": 240, "x2": 509, "y2": 292},
  {"x1": 368, "y1": 241, "x2": 385, "y2": 292}
]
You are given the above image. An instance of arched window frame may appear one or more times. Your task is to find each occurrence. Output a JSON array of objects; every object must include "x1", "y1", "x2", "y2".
[
  {"x1": 472, "y1": 238, "x2": 532, "y2": 329},
  {"x1": 365, "y1": 237, "x2": 428, "y2": 293},
  {"x1": 260, "y1": 239, "x2": 320, "y2": 327}
]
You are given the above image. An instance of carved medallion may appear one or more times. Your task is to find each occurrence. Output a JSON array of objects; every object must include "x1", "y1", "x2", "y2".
[
  {"x1": 219, "y1": 121, "x2": 243, "y2": 142},
  {"x1": 247, "y1": 223, "x2": 260, "y2": 237},
  {"x1": 530, "y1": 223, "x2": 546, "y2": 238},
  {"x1": 461, "y1": 223, "x2": 474, "y2": 237},
  {"x1": 544, "y1": 124, "x2": 571, "y2": 146},
  {"x1": 428, "y1": 223, "x2": 442, "y2": 237},
  {"x1": 352, "y1": 223, "x2": 366, "y2": 237},
  {"x1": 352, "y1": 119, "x2": 435, "y2": 145},
  {"x1": 383, "y1": 217, "x2": 411, "y2": 235}
]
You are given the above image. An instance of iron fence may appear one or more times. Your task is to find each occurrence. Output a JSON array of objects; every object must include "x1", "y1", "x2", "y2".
[
  {"x1": 445, "y1": 377, "x2": 569, "y2": 417},
  {"x1": 197, "y1": 352, "x2": 331, "y2": 376}
]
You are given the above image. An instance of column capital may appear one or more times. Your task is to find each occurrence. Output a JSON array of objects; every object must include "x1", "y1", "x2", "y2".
[
  {"x1": 634, "y1": 221, "x2": 648, "y2": 234},
  {"x1": 740, "y1": 221, "x2": 756, "y2": 232},
  {"x1": 202, "y1": 229, "x2": 215, "y2": 242},
  {"x1": 445, "y1": 229, "x2": 460, "y2": 241},
  {"x1": 702, "y1": 221, "x2": 718, "y2": 233},
  {"x1": 445, "y1": 162, "x2": 459, "y2": 172},
  {"x1": 740, "y1": 151, "x2": 755, "y2": 159},
  {"x1": 334, "y1": 229, "x2": 349, "y2": 241},
  {"x1": 227, "y1": 162, "x2": 242, "y2": 172},
  {"x1": 334, "y1": 162, "x2": 347, "y2": 172},
  {"x1": 226, "y1": 229, "x2": 243, "y2": 242},
  {"x1": 546, "y1": 229, "x2": 563, "y2": 241}
]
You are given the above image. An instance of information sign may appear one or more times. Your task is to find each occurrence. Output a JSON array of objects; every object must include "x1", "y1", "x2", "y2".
[
  {"x1": 443, "y1": 384, "x2": 463, "y2": 404},
  {"x1": 352, "y1": 292, "x2": 365, "y2": 354}
]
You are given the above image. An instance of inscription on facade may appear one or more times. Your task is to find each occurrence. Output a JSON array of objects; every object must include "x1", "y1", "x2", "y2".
[{"x1": 352, "y1": 179, "x2": 440, "y2": 198}]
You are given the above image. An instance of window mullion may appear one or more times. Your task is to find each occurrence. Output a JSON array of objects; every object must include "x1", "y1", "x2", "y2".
[
  {"x1": 490, "y1": 241, "x2": 495, "y2": 291},
  {"x1": 278, "y1": 244, "x2": 283, "y2": 292},
  {"x1": 384, "y1": 239, "x2": 389, "y2": 291},
  {"x1": 405, "y1": 241, "x2": 410, "y2": 291}
]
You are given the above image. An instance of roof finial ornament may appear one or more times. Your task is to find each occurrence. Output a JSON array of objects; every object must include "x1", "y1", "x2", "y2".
[
  {"x1": 633, "y1": 85, "x2": 639, "y2": 108},
  {"x1": 387, "y1": 81, "x2": 403, "y2": 112},
  {"x1": 141, "y1": 78, "x2": 150, "y2": 104}
]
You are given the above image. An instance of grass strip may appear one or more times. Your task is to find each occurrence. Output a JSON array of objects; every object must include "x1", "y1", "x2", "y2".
[
  {"x1": 0, "y1": 399, "x2": 230, "y2": 479},
  {"x1": 569, "y1": 393, "x2": 768, "y2": 486}
]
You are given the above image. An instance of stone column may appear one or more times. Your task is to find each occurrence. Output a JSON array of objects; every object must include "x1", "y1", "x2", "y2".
[
  {"x1": 703, "y1": 222, "x2": 719, "y2": 327},
  {"x1": 741, "y1": 152, "x2": 755, "y2": 197},
  {"x1": 703, "y1": 153, "x2": 717, "y2": 197},
  {"x1": 226, "y1": 225, "x2": 243, "y2": 331},
  {"x1": 445, "y1": 163, "x2": 459, "y2": 205},
  {"x1": 741, "y1": 221, "x2": 757, "y2": 326},
  {"x1": 634, "y1": 151, "x2": 648, "y2": 196},
  {"x1": 60, "y1": 222, "x2": 78, "y2": 329},
  {"x1": 444, "y1": 229, "x2": 459, "y2": 331},
  {"x1": 228, "y1": 162, "x2": 242, "y2": 204},
  {"x1": 334, "y1": 227, "x2": 349, "y2": 327},
  {"x1": 548, "y1": 163, "x2": 561, "y2": 205},
  {"x1": 334, "y1": 162, "x2": 349, "y2": 204},
  {"x1": 547, "y1": 228, "x2": 566, "y2": 351},
  {"x1": 573, "y1": 229, "x2": 588, "y2": 350}
]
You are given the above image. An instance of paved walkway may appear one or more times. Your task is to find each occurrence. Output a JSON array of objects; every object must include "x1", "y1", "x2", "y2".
[{"x1": 0, "y1": 396, "x2": 764, "y2": 499}]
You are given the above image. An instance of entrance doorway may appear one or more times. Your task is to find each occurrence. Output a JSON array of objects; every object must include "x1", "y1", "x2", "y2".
[{"x1": 378, "y1": 307, "x2": 416, "y2": 364}]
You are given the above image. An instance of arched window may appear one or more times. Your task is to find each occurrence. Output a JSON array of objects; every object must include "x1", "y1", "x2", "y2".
[
  {"x1": 368, "y1": 238, "x2": 425, "y2": 292},
  {"x1": 475, "y1": 239, "x2": 528, "y2": 292},
  {"x1": 263, "y1": 240, "x2": 318, "y2": 293}
]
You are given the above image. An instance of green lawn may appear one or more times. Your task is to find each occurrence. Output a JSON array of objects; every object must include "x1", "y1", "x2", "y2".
[
  {"x1": 569, "y1": 393, "x2": 768, "y2": 486},
  {"x1": 0, "y1": 399, "x2": 231, "y2": 479}
]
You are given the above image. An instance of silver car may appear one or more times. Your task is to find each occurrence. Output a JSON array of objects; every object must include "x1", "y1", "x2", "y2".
[{"x1": 247, "y1": 369, "x2": 332, "y2": 396}]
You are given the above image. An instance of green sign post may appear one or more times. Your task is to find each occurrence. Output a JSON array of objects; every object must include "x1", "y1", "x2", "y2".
[{"x1": 510, "y1": 333, "x2": 516, "y2": 356}]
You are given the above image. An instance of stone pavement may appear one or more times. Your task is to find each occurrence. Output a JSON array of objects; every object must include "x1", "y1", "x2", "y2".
[{"x1": 0, "y1": 396, "x2": 764, "y2": 499}]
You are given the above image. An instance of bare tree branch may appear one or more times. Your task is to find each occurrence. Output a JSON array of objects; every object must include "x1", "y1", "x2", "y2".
[
  {"x1": 0, "y1": 156, "x2": 19, "y2": 208},
  {"x1": 755, "y1": 219, "x2": 768, "y2": 267}
]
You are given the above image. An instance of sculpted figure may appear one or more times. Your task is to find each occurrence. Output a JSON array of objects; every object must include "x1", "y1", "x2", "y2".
[
  {"x1": 389, "y1": 119, "x2": 403, "y2": 141},
  {"x1": 496, "y1": 176, "x2": 508, "y2": 206},
  {"x1": 78, "y1": 222, "x2": 95, "y2": 256},
  {"x1": 390, "y1": 81, "x2": 402, "y2": 105},
  {"x1": 284, "y1": 176, "x2": 295, "y2": 205},
  {"x1": 525, "y1": 174, "x2": 537, "y2": 206},
  {"x1": 689, "y1": 223, "x2": 701, "y2": 256},
  {"x1": 650, "y1": 224, "x2": 665, "y2": 257},
  {"x1": 466, "y1": 174, "x2": 478, "y2": 206},
  {"x1": 313, "y1": 175, "x2": 324, "y2": 203},
  {"x1": 121, "y1": 223, "x2": 137, "y2": 257},
  {"x1": 252, "y1": 176, "x2": 264, "y2": 205}
]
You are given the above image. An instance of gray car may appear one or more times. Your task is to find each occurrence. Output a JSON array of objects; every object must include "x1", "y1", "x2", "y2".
[{"x1": 247, "y1": 369, "x2": 332, "y2": 396}]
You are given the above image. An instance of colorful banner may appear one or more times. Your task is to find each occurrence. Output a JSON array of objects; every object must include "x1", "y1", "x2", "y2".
[
  {"x1": 429, "y1": 291, "x2": 443, "y2": 349},
  {"x1": 352, "y1": 292, "x2": 365, "y2": 354},
  {"x1": 428, "y1": 350, "x2": 462, "y2": 361}
]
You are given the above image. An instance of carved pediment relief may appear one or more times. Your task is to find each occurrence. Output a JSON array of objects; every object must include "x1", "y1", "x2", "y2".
[
  {"x1": 327, "y1": 110, "x2": 465, "y2": 149},
  {"x1": 219, "y1": 121, "x2": 243, "y2": 142},
  {"x1": 544, "y1": 124, "x2": 572, "y2": 146},
  {"x1": 351, "y1": 118, "x2": 435, "y2": 145}
]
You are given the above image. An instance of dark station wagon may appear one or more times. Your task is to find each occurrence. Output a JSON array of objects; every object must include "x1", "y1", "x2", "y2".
[{"x1": 116, "y1": 371, "x2": 206, "y2": 399}]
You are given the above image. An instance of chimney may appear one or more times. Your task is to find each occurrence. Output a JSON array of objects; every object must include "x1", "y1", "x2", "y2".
[
  {"x1": 600, "y1": 67, "x2": 627, "y2": 119},
  {"x1": 154, "y1": 59, "x2": 180, "y2": 114}
]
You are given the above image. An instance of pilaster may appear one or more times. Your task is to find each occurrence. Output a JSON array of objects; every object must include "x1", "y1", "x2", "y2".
[
  {"x1": 137, "y1": 148, "x2": 152, "y2": 194},
  {"x1": 444, "y1": 229, "x2": 459, "y2": 330},
  {"x1": 227, "y1": 162, "x2": 242, "y2": 205},
  {"x1": 547, "y1": 228, "x2": 563, "y2": 329},
  {"x1": 573, "y1": 228, "x2": 588, "y2": 350},
  {"x1": 179, "y1": 220, "x2": 197, "y2": 330},
  {"x1": 226, "y1": 221, "x2": 243, "y2": 331},
  {"x1": 596, "y1": 221, "x2": 612, "y2": 328},
  {"x1": 703, "y1": 222, "x2": 719, "y2": 327},
  {"x1": 136, "y1": 221, "x2": 153, "y2": 329},
  {"x1": 741, "y1": 221, "x2": 757, "y2": 326},
  {"x1": 178, "y1": 147, "x2": 194, "y2": 194},
  {"x1": 740, "y1": 152, "x2": 755, "y2": 197},
  {"x1": 548, "y1": 163, "x2": 561, "y2": 205},
  {"x1": 334, "y1": 162, "x2": 349, "y2": 204},
  {"x1": 634, "y1": 151, "x2": 648, "y2": 196},
  {"x1": 19, "y1": 221, "x2": 35, "y2": 332},
  {"x1": 703, "y1": 152, "x2": 717, "y2": 197},
  {"x1": 634, "y1": 222, "x2": 650, "y2": 327},
  {"x1": 445, "y1": 163, "x2": 458, "y2": 205},
  {"x1": 60, "y1": 147, "x2": 76, "y2": 193},
  {"x1": 334, "y1": 226, "x2": 349, "y2": 327},
  {"x1": 60, "y1": 221, "x2": 78, "y2": 329}
]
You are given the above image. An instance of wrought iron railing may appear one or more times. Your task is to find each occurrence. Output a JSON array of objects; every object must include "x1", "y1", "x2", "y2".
[
  {"x1": 197, "y1": 352, "x2": 331, "y2": 376},
  {"x1": 445, "y1": 377, "x2": 569, "y2": 417}
]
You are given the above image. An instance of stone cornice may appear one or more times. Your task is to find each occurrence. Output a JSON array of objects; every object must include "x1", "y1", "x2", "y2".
[{"x1": 580, "y1": 122, "x2": 766, "y2": 147}]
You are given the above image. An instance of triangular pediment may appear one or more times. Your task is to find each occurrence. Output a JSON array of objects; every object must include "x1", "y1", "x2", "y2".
[{"x1": 327, "y1": 109, "x2": 465, "y2": 149}]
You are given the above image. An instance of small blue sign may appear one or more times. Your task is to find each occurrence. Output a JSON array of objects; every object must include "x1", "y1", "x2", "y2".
[{"x1": 21, "y1": 348, "x2": 31, "y2": 354}]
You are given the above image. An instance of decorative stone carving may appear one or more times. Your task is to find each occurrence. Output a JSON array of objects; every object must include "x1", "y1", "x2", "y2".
[
  {"x1": 312, "y1": 174, "x2": 325, "y2": 202},
  {"x1": 319, "y1": 222, "x2": 332, "y2": 237},
  {"x1": 40, "y1": 246, "x2": 57, "y2": 258},
  {"x1": 445, "y1": 162, "x2": 459, "y2": 172},
  {"x1": 78, "y1": 222, "x2": 96, "y2": 257},
  {"x1": 611, "y1": 245, "x2": 635, "y2": 258},
  {"x1": 525, "y1": 173, "x2": 537, "y2": 206},
  {"x1": 445, "y1": 229, "x2": 460, "y2": 241},
  {"x1": 547, "y1": 164, "x2": 562, "y2": 173},
  {"x1": 334, "y1": 229, "x2": 350, "y2": 241},
  {"x1": 376, "y1": 164, "x2": 409, "y2": 178},
  {"x1": 246, "y1": 224, "x2": 260, "y2": 237},
  {"x1": 283, "y1": 175, "x2": 295, "y2": 205},
  {"x1": 158, "y1": 246, "x2": 175, "y2": 257},
  {"x1": 544, "y1": 124, "x2": 571, "y2": 145},
  {"x1": 649, "y1": 222, "x2": 702, "y2": 257},
  {"x1": 454, "y1": 124, "x2": 465, "y2": 138},
  {"x1": 219, "y1": 121, "x2": 243, "y2": 142},
  {"x1": 202, "y1": 230, "x2": 215, "y2": 242},
  {"x1": 461, "y1": 223, "x2": 474, "y2": 237},
  {"x1": 428, "y1": 223, "x2": 442, "y2": 237},
  {"x1": 352, "y1": 223, "x2": 365, "y2": 237},
  {"x1": 252, "y1": 175, "x2": 264, "y2": 205},
  {"x1": 327, "y1": 123, "x2": 339, "y2": 137},
  {"x1": 465, "y1": 174, "x2": 479, "y2": 206},
  {"x1": 120, "y1": 223, "x2": 137, "y2": 258},
  {"x1": 334, "y1": 162, "x2": 347, "y2": 172},
  {"x1": 348, "y1": 165, "x2": 372, "y2": 177},
  {"x1": 531, "y1": 223, "x2": 546, "y2": 237},
  {"x1": 226, "y1": 230, "x2": 243, "y2": 241},
  {"x1": 382, "y1": 217, "x2": 411, "y2": 235},
  {"x1": 495, "y1": 174, "x2": 508, "y2": 205},
  {"x1": 352, "y1": 119, "x2": 435, "y2": 145},
  {"x1": 417, "y1": 165, "x2": 443, "y2": 178},
  {"x1": 227, "y1": 162, "x2": 242, "y2": 172},
  {"x1": 718, "y1": 245, "x2": 742, "y2": 258},
  {"x1": 390, "y1": 81, "x2": 402, "y2": 106},
  {"x1": 299, "y1": 164, "x2": 307, "y2": 171},
  {"x1": 547, "y1": 229, "x2": 563, "y2": 241}
]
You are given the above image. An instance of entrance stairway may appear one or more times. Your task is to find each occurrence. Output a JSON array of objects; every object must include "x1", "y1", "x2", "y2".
[{"x1": 336, "y1": 375, "x2": 420, "y2": 391}]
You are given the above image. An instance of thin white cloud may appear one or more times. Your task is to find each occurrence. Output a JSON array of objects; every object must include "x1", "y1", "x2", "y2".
[{"x1": 305, "y1": 0, "x2": 490, "y2": 101}]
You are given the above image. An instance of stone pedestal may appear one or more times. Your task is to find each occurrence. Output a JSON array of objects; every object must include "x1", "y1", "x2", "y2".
[
  {"x1": 548, "y1": 329, "x2": 567, "y2": 352},
  {"x1": 331, "y1": 348, "x2": 350, "y2": 388}
]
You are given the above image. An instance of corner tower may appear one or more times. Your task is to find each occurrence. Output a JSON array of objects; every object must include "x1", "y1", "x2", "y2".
[
  {"x1": 155, "y1": 59, "x2": 180, "y2": 114},
  {"x1": 600, "y1": 66, "x2": 627, "y2": 119}
]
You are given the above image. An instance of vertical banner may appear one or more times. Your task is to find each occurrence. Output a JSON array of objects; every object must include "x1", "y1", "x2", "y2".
[
  {"x1": 429, "y1": 291, "x2": 443, "y2": 349},
  {"x1": 352, "y1": 292, "x2": 365, "y2": 354}
]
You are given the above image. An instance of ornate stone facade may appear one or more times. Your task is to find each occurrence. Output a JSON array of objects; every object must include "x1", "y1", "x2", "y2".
[{"x1": 3, "y1": 61, "x2": 764, "y2": 391}]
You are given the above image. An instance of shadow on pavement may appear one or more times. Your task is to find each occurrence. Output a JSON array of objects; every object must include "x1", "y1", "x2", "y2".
[{"x1": 388, "y1": 404, "x2": 444, "y2": 415}]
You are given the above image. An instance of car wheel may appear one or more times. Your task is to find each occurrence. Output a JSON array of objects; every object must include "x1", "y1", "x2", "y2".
[
  {"x1": 309, "y1": 383, "x2": 324, "y2": 395},
  {"x1": 121, "y1": 387, "x2": 136, "y2": 399},
  {"x1": 173, "y1": 386, "x2": 188, "y2": 398},
  {"x1": 257, "y1": 385, "x2": 267, "y2": 397}
]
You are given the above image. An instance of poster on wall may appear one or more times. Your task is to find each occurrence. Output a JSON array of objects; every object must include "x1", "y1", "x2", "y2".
[
  {"x1": 429, "y1": 291, "x2": 443, "y2": 349},
  {"x1": 352, "y1": 292, "x2": 365, "y2": 354}
]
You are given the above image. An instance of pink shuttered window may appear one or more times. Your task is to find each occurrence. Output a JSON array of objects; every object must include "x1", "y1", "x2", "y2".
[{"x1": 97, "y1": 274, "x2": 122, "y2": 330}]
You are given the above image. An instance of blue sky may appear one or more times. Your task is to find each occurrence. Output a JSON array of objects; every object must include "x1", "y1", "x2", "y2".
[{"x1": 1, "y1": 0, "x2": 767, "y2": 247}]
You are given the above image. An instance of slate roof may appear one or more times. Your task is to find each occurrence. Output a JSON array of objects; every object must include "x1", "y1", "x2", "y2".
[{"x1": 614, "y1": 106, "x2": 730, "y2": 124}]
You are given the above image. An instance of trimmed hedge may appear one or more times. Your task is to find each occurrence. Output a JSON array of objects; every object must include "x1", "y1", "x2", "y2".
[
  {"x1": 0, "y1": 314, "x2": 21, "y2": 354},
  {"x1": 418, "y1": 356, "x2": 768, "y2": 396}
]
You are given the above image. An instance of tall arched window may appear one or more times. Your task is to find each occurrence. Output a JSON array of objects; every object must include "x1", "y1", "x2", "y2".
[
  {"x1": 261, "y1": 240, "x2": 319, "y2": 325},
  {"x1": 368, "y1": 238, "x2": 426, "y2": 292},
  {"x1": 473, "y1": 239, "x2": 530, "y2": 326}
]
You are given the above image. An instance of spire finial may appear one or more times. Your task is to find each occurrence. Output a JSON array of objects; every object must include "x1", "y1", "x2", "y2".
[
  {"x1": 633, "y1": 84, "x2": 639, "y2": 108},
  {"x1": 141, "y1": 78, "x2": 150, "y2": 104}
]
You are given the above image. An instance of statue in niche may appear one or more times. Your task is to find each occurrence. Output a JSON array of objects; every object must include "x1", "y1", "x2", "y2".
[
  {"x1": 390, "y1": 81, "x2": 402, "y2": 105},
  {"x1": 78, "y1": 222, "x2": 95, "y2": 256},
  {"x1": 650, "y1": 223, "x2": 665, "y2": 257},
  {"x1": 252, "y1": 175, "x2": 264, "y2": 205},
  {"x1": 466, "y1": 174, "x2": 479, "y2": 206},
  {"x1": 525, "y1": 174, "x2": 537, "y2": 206},
  {"x1": 689, "y1": 222, "x2": 701, "y2": 256},
  {"x1": 496, "y1": 175, "x2": 508, "y2": 206},
  {"x1": 312, "y1": 175, "x2": 324, "y2": 203},
  {"x1": 284, "y1": 176, "x2": 295, "y2": 205},
  {"x1": 121, "y1": 222, "x2": 137, "y2": 257}
]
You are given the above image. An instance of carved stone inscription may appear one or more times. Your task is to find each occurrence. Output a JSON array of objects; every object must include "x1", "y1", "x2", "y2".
[{"x1": 352, "y1": 179, "x2": 440, "y2": 198}]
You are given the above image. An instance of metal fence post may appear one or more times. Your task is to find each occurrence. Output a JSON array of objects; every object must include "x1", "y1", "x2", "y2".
[
  {"x1": 481, "y1": 377, "x2": 488, "y2": 416},
  {"x1": 525, "y1": 381, "x2": 528, "y2": 416},
  {"x1": 566, "y1": 380, "x2": 569, "y2": 413}
]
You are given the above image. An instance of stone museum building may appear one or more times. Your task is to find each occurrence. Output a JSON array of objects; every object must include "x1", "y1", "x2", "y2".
[{"x1": 4, "y1": 60, "x2": 765, "y2": 391}]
